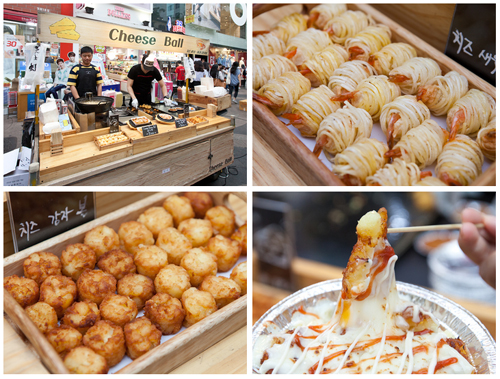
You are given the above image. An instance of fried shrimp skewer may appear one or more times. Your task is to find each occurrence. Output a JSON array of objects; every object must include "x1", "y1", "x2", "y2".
[
  {"x1": 344, "y1": 25, "x2": 392, "y2": 61},
  {"x1": 253, "y1": 55, "x2": 297, "y2": 91},
  {"x1": 366, "y1": 158, "x2": 429, "y2": 186},
  {"x1": 308, "y1": 4, "x2": 347, "y2": 29},
  {"x1": 368, "y1": 43, "x2": 417, "y2": 76},
  {"x1": 388, "y1": 57, "x2": 441, "y2": 95},
  {"x1": 477, "y1": 116, "x2": 496, "y2": 161},
  {"x1": 328, "y1": 60, "x2": 376, "y2": 99},
  {"x1": 253, "y1": 34, "x2": 286, "y2": 60},
  {"x1": 324, "y1": 10, "x2": 375, "y2": 45},
  {"x1": 284, "y1": 28, "x2": 333, "y2": 66},
  {"x1": 299, "y1": 45, "x2": 348, "y2": 87},
  {"x1": 253, "y1": 13, "x2": 308, "y2": 43}
]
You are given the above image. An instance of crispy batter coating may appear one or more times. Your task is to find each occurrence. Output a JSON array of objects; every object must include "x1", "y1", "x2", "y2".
[
  {"x1": 163, "y1": 195, "x2": 195, "y2": 227},
  {"x1": 118, "y1": 221, "x2": 155, "y2": 256},
  {"x1": 205, "y1": 205, "x2": 236, "y2": 237},
  {"x1": 23, "y1": 251, "x2": 62, "y2": 285},
  {"x1": 180, "y1": 248, "x2": 218, "y2": 287},
  {"x1": 117, "y1": 273, "x2": 155, "y2": 310},
  {"x1": 156, "y1": 227, "x2": 192, "y2": 266},
  {"x1": 62, "y1": 300, "x2": 101, "y2": 335},
  {"x1": 178, "y1": 218, "x2": 214, "y2": 247},
  {"x1": 64, "y1": 346, "x2": 109, "y2": 374},
  {"x1": 183, "y1": 192, "x2": 214, "y2": 218},
  {"x1": 100, "y1": 294, "x2": 138, "y2": 328},
  {"x1": 134, "y1": 245, "x2": 169, "y2": 280},
  {"x1": 231, "y1": 223, "x2": 247, "y2": 256},
  {"x1": 230, "y1": 261, "x2": 247, "y2": 295},
  {"x1": 4, "y1": 275, "x2": 39, "y2": 308},
  {"x1": 40, "y1": 274, "x2": 77, "y2": 318},
  {"x1": 83, "y1": 225, "x2": 120, "y2": 260},
  {"x1": 206, "y1": 235, "x2": 242, "y2": 272},
  {"x1": 83, "y1": 320, "x2": 126, "y2": 367},
  {"x1": 199, "y1": 276, "x2": 241, "y2": 308},
  {"x1": 60, "y1": 243, "x2": 97, "y2": 281},
  {"x1": 137, "y1": 207, "x2": 174, "y2": 239},
  {"x1": 25, "y1": 302, "x2": 58, "y2": 334},
  {"x1": 124, "y1": 317, "x2": 162, "y2": 360},
  {"x1": 154, "y1": 264, "x2": 191, "y2": 299},
  {"x1": 97, "y1": 249, "x2": 136, "y2": 280},
  {"x1": 144, "y1": 293, "x2": 185, "y2": 335},
  {"x1": 77, "y1": 269, "x2": 117, "y2": 306},
  {"x1": 46, "y1": 325, "x2": 83, "y2": 359},
  {"x1": 181, "y1": 287, "x2": 217, "y2": 327}
]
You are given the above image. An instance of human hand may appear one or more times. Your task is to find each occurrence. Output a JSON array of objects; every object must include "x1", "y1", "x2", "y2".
[
  {"x1": 458, "y1": 208, "x2": 496, "y2": 288},
  {"x1": 132, "y1": 99, "x2": 139, "y2": 108}
]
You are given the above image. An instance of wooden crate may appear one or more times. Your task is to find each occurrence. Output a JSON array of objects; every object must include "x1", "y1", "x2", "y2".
[
  {"x1": 4, "y1": 192, "x2": 247, "y2": 374},
  {"x1": 253, "y1": 3, "x2": 496, "y2": 186},
  {"x1": 39, "y1": 111, "x2": 81, "y2": 140},
  {"x1": 183, "y1": 93, "x2": 232, "y2": 111}
]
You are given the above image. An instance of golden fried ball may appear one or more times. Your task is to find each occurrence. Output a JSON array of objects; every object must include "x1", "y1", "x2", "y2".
[
  {"x1": 134, "y1": 245, "x2": 169, "y2": 280},
  {"x1": 118, "y1": 221, "x2": 155, "y2": 256},
  {"x1": 178, "y1": 218, "x2": 214, "y2": 247},
  {"x1": 46, "y1": 325, "x2": 83, "y2": 359},
  {"x1": 25, "y1": 302, "x2": 58, "y2": 334},
  {"x1": 62, "y1": 300, "x2": 101, "y2": 335},
  {"x1": 199, "y1": 276, "x2": 241, "y2": 308},
  {"x1": 205, "y1": 205, "x2": 236, "y2": 237},
  {"x1": 100, "y1": 294, "x2": 138, "y2": 328},
  {"x1": 156, "y1": 227, "x2": 192, "y2": 266},
  {"x1": 163, "y1": 195, "x2": 195, "y2": 227},
  {"x1": 124, "y1": 317, "x2": 162, "y2": 360},
  {"x1": 23, "y1": 251, "x2": 62, "y2": 285},
  {"x1": 230, "y1": 261, "x2": 247, "y2": 296},
  {"x1": 154, "y1": 264, "x2": 191, "y2": 299},
  {"x1": 183, "y1": 192, "x2": 214, "y2": 218},
  {"x1": 83, "y1": 320, "x2": 126, "y2": 367},
  {"x1": 4, "y1": 275, "x2": 39, "y2": 308},
  {"x1": 40, "y1": 274, "x2": 77, "y2": 318},
  {"x1": 180, "y1": 248, "x2": 218, "y2": 287},
  {"x1": 77, "y1": 269, "x2": 117, "y2": 306},
  {"x1": 181, "y1": 288, "x2": 217, "y2": 327},
  {"x1": 206, "y1": 235, "x2": 242, "y2": 272},
  {"x1": 64, "y1": 346, "x2": 109, "y2": 374},
  {"x1": 117, "y1": 273, "x2": 155, "y2": 310},
  {"x1": 97, "y1": 249, "x2": 136, "y2": 280},
  {"x1": 137, "y1": 207, "x2": 174, "y2": 239},
  {"x1": 60, "y1": 243, "x2": 97, "y2": 281},
  {"x1": 231, "y1": 223, "x2": 247, "y2": 256},
  {"x1": 83, "y1": 225, "x2": 120, "y2": 260},
  {"x1": 144, "y1": 293, "x2": 185, "y2": 335}
]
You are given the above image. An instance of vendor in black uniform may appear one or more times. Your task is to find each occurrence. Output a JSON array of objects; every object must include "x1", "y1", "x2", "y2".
[
  {"x1": 67, "y1": 46, "x2": 103, "y2": 99},
  {"x1": 127, "y1": 53, "x2": 169, "y2": 108}
]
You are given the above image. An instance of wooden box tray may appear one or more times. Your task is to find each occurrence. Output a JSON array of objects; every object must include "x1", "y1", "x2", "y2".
[
  {"x1": 39, "y1": 111, "x2": 81, "y2": 140},
  {"x1": 253, "y1": 3, "x2": 496, "y2": 186},
  {"x1": 179, "y1": 93, "x2": 232, "y2": 111},
  {"x1": 93, "y1": 133, "x2": 131, "y2": 151},
  {"x1": 4, "y1": 192, "x2": 247, "y2": 374}
]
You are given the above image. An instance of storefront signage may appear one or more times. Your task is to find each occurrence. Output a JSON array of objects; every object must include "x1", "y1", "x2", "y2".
[
  {"x1": 5, "y1": 35, "x2": 23, "y2": 51},
  {"x1": 185, "y1": 14, "x2": 195, "y2": 24},
  {"x1": 142, "y1": 123, "x2": 158, "y2": 137},
  {"x1": 173, "y1": 20, "x2": 185, "y2": 34},
  {"x1": 38, "y1": 13, "x2": 210, "y2": 55},
  {"x1": 108, "y1": 6, "x2": 131, "y2": 20},
  {"x1": 175, "y1": 118, "x2": 188, "y2": 128}
]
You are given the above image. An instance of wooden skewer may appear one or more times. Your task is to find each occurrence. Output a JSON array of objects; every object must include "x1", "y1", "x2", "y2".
[{"x1": 387, "y1": 223, "x2": 484, "y2": 234}]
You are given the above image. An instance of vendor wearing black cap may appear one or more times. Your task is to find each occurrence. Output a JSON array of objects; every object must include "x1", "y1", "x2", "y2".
[
  {"x1": 127, "y1": 53, "x2": 169, "y2": 108},
  {"x1": 67, "y1": 46, "x2": 103, "y2": 99}
]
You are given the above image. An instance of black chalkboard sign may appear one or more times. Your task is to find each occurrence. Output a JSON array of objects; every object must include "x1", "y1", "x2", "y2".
[
  {"x1": 445, "y1": 4, "x2": 496, "y2": 86},
  {"x1": 175, "y1": 118, "x2": 189, "y2": 128},
  {"x1": 8, "y1": 192, "x2": 96, "y2": 252},
  {"x1": 142, "y1": 124, "x2": 159, "y2": 136}
]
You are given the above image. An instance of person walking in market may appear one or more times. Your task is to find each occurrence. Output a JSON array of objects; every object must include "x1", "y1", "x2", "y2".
[
  {"x1": 175, "y1": 61, "x2": 185, "y2": 88},
  {"x1": 67, "y1": 46, "x2": 103, "y2": 99},
  {"x1": 228, "y1": 61, "x2": 241, "y2": 104}
]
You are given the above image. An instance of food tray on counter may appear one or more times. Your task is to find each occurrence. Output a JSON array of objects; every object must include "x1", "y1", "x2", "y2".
[{"x1": 93, "y1": 132, "x2": 131, "y2": 151}]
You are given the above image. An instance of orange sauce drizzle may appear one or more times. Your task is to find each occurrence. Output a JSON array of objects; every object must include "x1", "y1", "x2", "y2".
[
  {"x1": 356, "y1": 245, "x2": 395, "y2": 301},
  {"x1": 295, "y1": 305, "x2": 320, "y2": 319}
]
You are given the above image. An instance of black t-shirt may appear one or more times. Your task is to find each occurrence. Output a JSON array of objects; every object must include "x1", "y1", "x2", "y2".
[{"x1": 127, "y1": 64, "x2": 163, "y2": 96}]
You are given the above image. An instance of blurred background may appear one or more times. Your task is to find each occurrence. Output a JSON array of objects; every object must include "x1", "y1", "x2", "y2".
[{"x1": 253, "y1": 192, "x2": 496, "y2": 339}]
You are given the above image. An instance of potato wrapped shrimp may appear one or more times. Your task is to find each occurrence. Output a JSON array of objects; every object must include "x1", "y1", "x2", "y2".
[
  {"x1": 380, "y1": 95, "x2": 431, "y2": 148},
  {"x1": 281, "y1": 85, "x2": 340, "y2": 137},
  {"x1": 366, "y1": 158, "x2": 428, "y2": 186},
  {"x1": 284, "y1": 28, "x2": 333, "y2": 66},
  {"x1": 253, "y1": 33, "x2": 286, "y2": 61},
  {"x1": 416, "y1": 70, "x2": 468, "y2": 116},
  {"x1": 477, "y1": 116, "x2": 496, "y2": 161},
  {"x1": 328, "y1": 60, "x2": 376, "y2": 98},
  {"x1": 308, "y1": 4, "x2": 347, "y2": 29},
  {"x1": 436, "y1": 135, "x2": 483, "y2": 186},
  {"x1": 254, "y1": 72, "x2": 311, "y2": 116},
  {"x1": 299, "y1": 45, "x2": 348, "y2": 87},
  {"x1": 368, "y1": 42, "x2": 417, "y2": 75},
  {"x1": 252, "y1": 55, "x2": 297, "y2": 91},
  {"x1": 415, "y1": 176, "x2": 448, "y2": 186},
  {"x1": 388, "y1": 57, "x2": 441, "y2": 95},
  {"x1": 313, "y1": 101, "x2": 372, "y2": 159},
  {"x1": 324, "y1": 10, "x2": 375, "y2": 45},
  {"x1": 331, "y1": 138, "x2": 388, "y2": 185},
  {"x1": 446, "y1": 89, "x2": 496, "y2": 140},
  {"x1": 255, "y1": 12, "x2": 307, "y2": 44},
  {"x1": 345, "y1": 24, "x2": 391, "y2": 61}
]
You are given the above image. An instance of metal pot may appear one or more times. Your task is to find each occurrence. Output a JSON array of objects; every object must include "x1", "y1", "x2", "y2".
[{"x1": 74, "y1": 92, "x2": 114, "y2": 114}]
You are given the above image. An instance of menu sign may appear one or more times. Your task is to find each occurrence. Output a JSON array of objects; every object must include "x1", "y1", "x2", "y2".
[
  {"x1": 142, "y1": 123, "x2": 159, "y2": 136},
  {"x1": 175, "y1": 118, "x2": 188, "y2": 128}
]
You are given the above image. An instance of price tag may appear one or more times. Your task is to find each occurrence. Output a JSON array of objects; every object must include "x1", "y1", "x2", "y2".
[
  {"x1": 142, "y1": 123, "x2": 159, "y2": 136},
  {"x1": 175, "y1": 118, "x2": 189, "y2": 128}
]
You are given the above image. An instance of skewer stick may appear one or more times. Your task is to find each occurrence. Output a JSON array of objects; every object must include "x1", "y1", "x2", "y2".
[{"x1": 387, "y1": 223, "x2": 484, "y2": 234}]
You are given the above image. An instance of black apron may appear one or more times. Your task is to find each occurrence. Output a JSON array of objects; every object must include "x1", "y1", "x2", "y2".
[
  {"x1": 129, "y1": 91, "x2": 152, "y2": 106},
  {"x1": 76, "y1": 65, "x2": 98, "y2": 98}
]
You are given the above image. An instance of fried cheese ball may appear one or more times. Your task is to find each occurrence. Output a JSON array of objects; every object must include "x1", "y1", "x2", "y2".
[
  {"x1": 183, "y1": 192, "x2": 214, "y2": 218},
  {"x1": 178, "y1": 218, "x2": 214, "y2": 248},
  {"x1": 124, "y1": 317, "x2": 162, "y2": 360},
  {"x1": 231, "y1": 223, "x2": 247, "y2": 256},
  {"x1": 46, "y1": 325, "x2": 83, "y2": 359},
  {"x1": 40, "y1": 274, "x2": 77, "y2": 318},
  {"x1": 23, "y1": 251, "x2": 62, "y2": 285},
  {"x1": 134, "y1": 245, "x2": 169, "y2": 280},
  {"x1": 156, "y1": 227, "x2": 192, "y2": 266},
  {"x1": 77, "y1": 269, "x2": 117, "y2": 306},
  {"x1": 97, "y1": 249, "x2": 136, "y2": 280},
  {"x1": 180, "y1": 248, "x2": 218, "y2": 287},
  {"x1": 62, "y1": 300, "x2": 101, "y2": 335},
  {"x1": 60, "y1": 243, "x2": 97, "y2": 281},
  {"x1": 206, "y1": 235, "x2": 242, "y2": 272},
  {"x1": 83, "y1": 225, "x2": 120, "y2": 260},
  {"x1": 64, "y1": 346, "x2": 109, "y2": 374},
  {"x1": 25, "y1": 302, "x2": 58, "y2": 334},
  {"x1": 163, "y1": 195, "x2": 195, "y2": 227},
  {"x1": 205, "y1": 206, "x2": 236, "y2": 237},
  {"x1": 118, "y1": 221, "x2": 155, "y2": 256},
  {"x1": 154, "y1": 264, "x2": 191, "y2": 299},
  {"x1": 230, "y1": 261, "x2": 247, "y2": 296},
  {"x1": 137, "y1": 206, "x2": 174, "y2": 239},
  {"x1": 144, "y1": 293, "x2": 185, "y2": 335},
  {"x1": 4, "y1": 275, "x2": 39, "y2": 308},
  {"x1": 117, "y1": 273, "x2": 155, "y2": 310},
  {"x1": 199, "y1": 276, "x2": 241, "y2": 308},
  {"x1": 181, "y1": 288, "x2": 217, "y2": 327},
  {"x1": 83, "y1": 320, "x2": 126, "y2": 367},
  {"x1": 100, "y1": 294, "x2": 138, "y2": 328}
]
